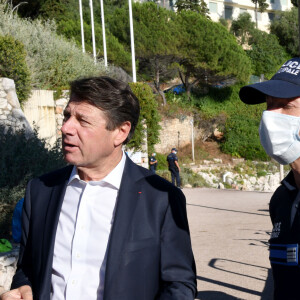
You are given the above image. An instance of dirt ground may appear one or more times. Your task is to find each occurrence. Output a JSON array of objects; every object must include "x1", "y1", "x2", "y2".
[{"x1": 180, "y1": 138, "x2": 234, "y2": 164}]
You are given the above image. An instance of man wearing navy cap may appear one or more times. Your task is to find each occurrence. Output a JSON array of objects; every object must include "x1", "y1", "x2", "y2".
[
  {"x1": 239, "y1": 57, "x2": 300, "y2": 300},
  {"x1": 167, "y1": 148, "x2": 181, "y2": 188}
]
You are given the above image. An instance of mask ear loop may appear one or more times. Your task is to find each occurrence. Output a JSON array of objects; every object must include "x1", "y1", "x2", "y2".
[{"x1": 295, "y1": 119, "x2": 300, "y2": 141}]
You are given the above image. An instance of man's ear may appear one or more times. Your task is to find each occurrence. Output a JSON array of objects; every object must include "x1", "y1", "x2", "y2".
[{"x1": 114, "y1": 121, "x2": 131, "y2": 147}]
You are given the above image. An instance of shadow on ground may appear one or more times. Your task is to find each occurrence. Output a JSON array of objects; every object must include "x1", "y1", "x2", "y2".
[
  {"x1": 196, "y1": 265, "x2": 273, "y2": 300},
  {"x1": 196, "y1": 290, "x2": 240, "y2": 299}
]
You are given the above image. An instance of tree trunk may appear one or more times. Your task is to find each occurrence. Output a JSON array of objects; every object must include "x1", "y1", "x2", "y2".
[
  {"x1": 184, "y1": 73, "x2": 191, "y2": 100},
  {"x1": 154, "y1": 69, "x2": 166, "y2": 106},
  {"x1": 179, "y1": 69, "x2": 192, "y2": 100},
  {"x1": 255, "y1": 2, "x2": 258, "y2": 28}
]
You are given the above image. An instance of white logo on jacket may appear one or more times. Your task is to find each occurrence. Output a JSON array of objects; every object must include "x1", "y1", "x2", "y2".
[{"x1": 271, "y1": 222, "x2": 281, "y2": 239}]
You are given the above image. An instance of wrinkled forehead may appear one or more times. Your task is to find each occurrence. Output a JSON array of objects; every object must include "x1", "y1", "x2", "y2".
[{"x1": 64, "y1": 100, "x2": 105, "y2": 118}]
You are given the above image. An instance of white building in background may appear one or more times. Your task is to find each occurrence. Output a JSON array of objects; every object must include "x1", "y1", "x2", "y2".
[
  {"x1": 207, "y1": 0, "x2": 292, "y2": 31},
  {"x1": 135, "y1": 0, "x2": 293, "y2": 32}
]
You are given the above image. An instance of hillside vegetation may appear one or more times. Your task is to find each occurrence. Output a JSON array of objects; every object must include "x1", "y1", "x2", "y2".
[
  {"x1": 0, "y1": 0, "x2": 105, "y2": 99},
  {"x1": 1, "y1": 0, "x2": 295, "y2": 161},
  {"x1": 2, "y1": 0, "x2": 292, "y2": 161},
  {"x1": 164, "y1": 84, "x2": 268, "y2": 161}
]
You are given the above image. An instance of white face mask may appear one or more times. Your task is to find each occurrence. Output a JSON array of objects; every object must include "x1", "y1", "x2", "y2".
[{"x1": 259, "y1": 110, "x2": 300, "y2": 165}]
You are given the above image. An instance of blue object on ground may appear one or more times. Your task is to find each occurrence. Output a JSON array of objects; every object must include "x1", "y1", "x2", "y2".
[
  {"x1": 12, "y1": 198, "x2": 24, "y2": 243},
  {"x1": 164, "y1": 84, "x2": 186, "y2": 95}
]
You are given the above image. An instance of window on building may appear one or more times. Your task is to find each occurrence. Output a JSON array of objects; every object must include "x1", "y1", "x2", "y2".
[
  {"x1": 240, "y1": 8, "x2": 247, "y2": 14},
  {"x1": 270, "y1": 0, "x2": 275, "y2": 3},
  {"x1": 257, "y1": 11, "x2": 262, "y2": 21},
  {"x1": 209, "y1": 2, "x2": 218, "y2": 13},
  {"x1": 225, "y1": 5, "x2": 233, "y2": 20},
  {"x1": 281, "y1": 0, "x2": 287, "y2": 5},
  {"x1": 268, "y1": 12, "x2": 275, "y2": 21},
  {"x1": 169, "y1": 0, "x2": 175, "y2": 11}
]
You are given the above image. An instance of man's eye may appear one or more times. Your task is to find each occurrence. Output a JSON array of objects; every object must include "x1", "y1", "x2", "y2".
[{"x1": 80, "y1": 119, "x2": 89, "y2": 125}]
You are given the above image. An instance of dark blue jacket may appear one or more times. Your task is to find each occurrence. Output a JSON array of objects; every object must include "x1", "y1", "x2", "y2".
[
  {"x1": 12, "y1": 157, "x2": 197, "y2": 299},
  {"x1": 269, "y1": 171, "x2": 300, "y2": 300}
]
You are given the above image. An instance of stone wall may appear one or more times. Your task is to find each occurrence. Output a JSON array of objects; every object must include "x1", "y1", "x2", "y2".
[
  {"x1": 154, "y1": 116, "x2": 204, "y2": 154},
  {"x1": 23, "y1": 90, "x2": 56, "y2": 146},
  {"x1": 0, "y1": 78, "x2": 32, "y2": 137},
  {"x1": 54, "y1": 91, "x2": 69, "y2": 140},
  {"x1": 22, "y1": 90, "x2": 69, "y2": 147}
]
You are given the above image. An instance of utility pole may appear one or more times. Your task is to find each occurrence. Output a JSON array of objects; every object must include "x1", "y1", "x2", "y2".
[
  {"x1": 100, "y1": 0, "x2": 107, "y2": 67},
  {"x1": 280, "y1": 164, "x2": 284, "y2": 181},
  {"x1": 89, "y1": 0, "x2": 97, "y2": 64},
  {"x1": 128, "y1": 0, "x2": 137, "y2": 82},
  {"x1": 79, "y1": 0, "x2": 85, "y2": 53},
  {"x1": 190, "y1": 118, "x2": 195, "y2": 162}
]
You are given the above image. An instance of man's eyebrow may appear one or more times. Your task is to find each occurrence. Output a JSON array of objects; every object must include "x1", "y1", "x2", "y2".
[{"x1": 76, "y1": 111, "x2": 89, "y2": 119}]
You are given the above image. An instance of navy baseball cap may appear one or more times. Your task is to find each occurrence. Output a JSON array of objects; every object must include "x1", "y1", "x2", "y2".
[
  {"x1": 239, "y1": 57, "x2": 300, "y2": 104},
  {"x1": 172, "y1": 148, "x2": 177, "y2": 151}
]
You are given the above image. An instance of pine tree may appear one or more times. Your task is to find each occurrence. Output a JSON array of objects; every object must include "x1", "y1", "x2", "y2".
[
  {"x1": 175, "y1": 0, "x2": 209, "y2": 17},
  {"x1": 251, "y1": 0, "x2": 269, "y2": 28},
  {"x1": 291, "y1": 0, "x2": 298, "y2": 6}
]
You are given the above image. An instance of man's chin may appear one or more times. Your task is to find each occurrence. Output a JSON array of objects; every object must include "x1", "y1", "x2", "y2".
[{"x1": 63, "y1": 153, "x2": 81, "y2": 166}]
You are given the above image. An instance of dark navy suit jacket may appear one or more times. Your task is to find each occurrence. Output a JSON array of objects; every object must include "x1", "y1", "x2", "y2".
[{"x1": 11, "y1": 157, "x2": 197, "y2": 299}]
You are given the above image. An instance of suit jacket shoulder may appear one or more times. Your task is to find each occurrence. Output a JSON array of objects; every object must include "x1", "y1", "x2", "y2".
[{"x1": 32, "y1": 165, "x2": 73, "y2": 187}]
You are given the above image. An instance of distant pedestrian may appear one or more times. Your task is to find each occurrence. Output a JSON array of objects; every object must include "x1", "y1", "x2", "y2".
[
  {"x1": 149, "y1": 152, "x2": 157, "y2": 173},
  {"x1": 167, "y1": 148, "x2": 181, "y2": 188}
]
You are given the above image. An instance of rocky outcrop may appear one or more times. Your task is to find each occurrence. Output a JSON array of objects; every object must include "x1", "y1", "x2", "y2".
[
  {"x1": 0, "y1": 78, "x2": 32, "y2": 137},
  {"x1": 188, "y1": 160, "x2": 284, "y2": 192},
  {"x1": 0, "y1": 246, "x2": 19, "y2": 294}
]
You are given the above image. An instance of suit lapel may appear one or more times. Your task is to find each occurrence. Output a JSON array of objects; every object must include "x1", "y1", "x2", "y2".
[
  {"x1": 39, "y1": 166, "x2": 72, "y2": 297},
  {"x1": 103, "y1": 157, "x2": 144, "y2": 298}
]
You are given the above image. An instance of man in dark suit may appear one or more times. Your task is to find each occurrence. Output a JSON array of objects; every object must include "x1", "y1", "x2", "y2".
[{"x1": 1, "y1": 77, "x2": 196, "y2": 300}]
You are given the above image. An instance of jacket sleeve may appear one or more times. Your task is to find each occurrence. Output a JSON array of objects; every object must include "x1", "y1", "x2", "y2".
[
  {"x1": 157, "y1": 188, "x2": 197, "y2": 299},
  {"x1": 11, "y1": 180, "x2": 33, "y2": 289}
]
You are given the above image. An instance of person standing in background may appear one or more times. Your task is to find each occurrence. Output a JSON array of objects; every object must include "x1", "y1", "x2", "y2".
[
  {"x1": 149, "y1": 152, "x2": 157, "y2": 173},
  {"x1": 167, "y1": 148, "x2": 181, "y2": 188}
]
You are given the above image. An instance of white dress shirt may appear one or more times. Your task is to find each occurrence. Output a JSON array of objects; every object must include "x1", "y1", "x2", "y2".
[{"x1": 51, "y1": 153, "x2": 126, "y2": 300}]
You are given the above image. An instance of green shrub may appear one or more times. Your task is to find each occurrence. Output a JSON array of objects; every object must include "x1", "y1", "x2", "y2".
[
  {"x1": 257, "y1": 170, "x2": 268, "y2": 177},
  {"x1": 155, "y1": 153, "x2": 169, "y2": 170},
  {"x1": 246, "y1": 29, "x2": 289, "y2": 80},
  {"x1": 157, "y1": 167, "x2": 210, "y2": 188},
  {"x1": 127, "y1": 82, "x2": 161, "y2": 152},
  {"x1": 180, "y1": 168, "x2": 210, "y2": 188},
  {"x1": 196, "y1": 84, "x2": 268, "y2": 160},
  {"x1": 0, "y1": 125, "x2": 66, "y2": 238},
  {"x1": 0, "y1": 126, "x2": 66, "y2": 193},
  {"x1": 156, "y1": 170, "x2": 171, "y2": 182},
  {"x1": 0, "y1": 35, "x2": 31, "y2": 103},
  {"x1": 0, "y1": 2, "x2": 105, "y2": 91},
  {"x1": 220, "y1": 114, "x2": 269, "y2": 161}
]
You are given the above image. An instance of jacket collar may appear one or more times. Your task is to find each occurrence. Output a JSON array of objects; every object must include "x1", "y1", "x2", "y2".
[
  {"x1": 103, "y1": 156, "x2": 146, "y2": 297},
  {"x1": 282, "y1": 170, "x2": 297, "y2": 191}
]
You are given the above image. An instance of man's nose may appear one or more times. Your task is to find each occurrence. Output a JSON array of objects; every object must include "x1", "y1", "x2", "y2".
[{"x1": 61, "y1": 117, "x2": 76, "y2": 135}]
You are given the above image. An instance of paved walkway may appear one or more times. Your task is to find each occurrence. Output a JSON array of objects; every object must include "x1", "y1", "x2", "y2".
[{"x1": 184, "y1": 188, "x2": 273, "y2": 300}]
